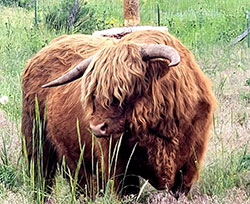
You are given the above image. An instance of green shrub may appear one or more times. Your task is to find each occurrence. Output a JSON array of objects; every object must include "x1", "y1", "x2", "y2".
[
  {"x1": 0, "y1": 0, "x2": 32, "y2": 9},
  {"x1": 42, "y1": 0, "x2": 73, "y2": 31},
  {"x1": 0, "y1": 0, "x2": 18, "y2": 6},
  {"x1": 42, "y1": 0, "x2": 105, "y2": 34}
]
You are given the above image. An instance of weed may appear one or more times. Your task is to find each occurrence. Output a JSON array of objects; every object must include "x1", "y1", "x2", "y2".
[
  {"x1": 0, "y1": 138, "x2": 19, "y2": 189},
  {"x1": 199, "y1": 147, "x2": 248, "y2": 196},
  {"x1": 246, "y1": 78, "x2": 250, "y2": 86},
  {"x1": 41, "y1": 0, "x2": 105, "y2": 34}
]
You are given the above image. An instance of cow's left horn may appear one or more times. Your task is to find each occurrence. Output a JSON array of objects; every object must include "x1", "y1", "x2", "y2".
[
  {"x1": 42, "y1": 56, "x2": 93, "y2": 88},
  {"x1": 140, "y1": 44, "x2": 180, "y2": 67}
]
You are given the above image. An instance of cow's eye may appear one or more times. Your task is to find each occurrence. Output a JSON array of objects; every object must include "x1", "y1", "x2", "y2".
[
  {"x1": 92, "y1": 96, "x2": 96, "y2": 112},
  {"x1": 111, "y1": 97, "x2": 120, "y2": 107}
]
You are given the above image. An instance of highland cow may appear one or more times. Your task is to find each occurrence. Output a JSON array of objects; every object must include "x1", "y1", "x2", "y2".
[{"x1": 22, "y1": 29, "x2": 216, "y2": 198}]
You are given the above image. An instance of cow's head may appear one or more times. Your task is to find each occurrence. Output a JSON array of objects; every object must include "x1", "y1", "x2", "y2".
[{"x1": 42, "y1": 42, "x2": 180, "y2": 138}]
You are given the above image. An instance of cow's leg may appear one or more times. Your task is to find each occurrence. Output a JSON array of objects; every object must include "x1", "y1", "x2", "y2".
[
  {"x1": 42, "y1": 139, "x2": 58, "y2": 194},
  {"x1": 170, "y1": 100, "x2": 213, "y2": 198},
  {"x1": 119, "y1": 173, "x2": 140, "y2": 195},
  {"x1": 170, "y1": 161, "x2": 196, "y2": 199}
]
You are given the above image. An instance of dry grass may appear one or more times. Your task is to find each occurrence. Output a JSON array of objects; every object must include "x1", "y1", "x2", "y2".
[
  {"x1": 210, "y1": 68, "x2": 250, "y2": 153},
  {"x1": 143, "y1": 187, "x2": 250, "y2": 204},
  {"x1": 0, "y1": 184, "x2": 30, "y2": 204},
  {"x1": 0, "y1": 110, "x2": 21, "y2": 165}
]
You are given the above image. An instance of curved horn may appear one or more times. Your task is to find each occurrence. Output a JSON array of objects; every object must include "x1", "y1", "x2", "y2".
[
  {"x1": 140, "y1": 44, "x2": 180, "y2": 67},
  {"x1": 42, "y1": 56, "x2": 93, "y2": 88}
]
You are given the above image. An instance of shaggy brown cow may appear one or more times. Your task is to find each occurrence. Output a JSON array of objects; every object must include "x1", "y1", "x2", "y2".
[{"x1": 22, "y1": 29, "x2": 216, "y2": 198}]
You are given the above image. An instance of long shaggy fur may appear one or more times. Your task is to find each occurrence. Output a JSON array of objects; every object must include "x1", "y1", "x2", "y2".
[
  {"x1": 22, "y1": 30, "x2": 216, "y2": 198},
  {"x1": 124, "y1": 31, "x2": 217, "y2": 192},
  {"x1": 82, "y1": 43, "x2": 148, "y2": 117},
  {"x1": 22, "y1": 34, "x2": 118, "y2": 193}
]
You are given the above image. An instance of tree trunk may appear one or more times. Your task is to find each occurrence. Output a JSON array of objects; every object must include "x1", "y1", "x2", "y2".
[
  {"x1": 123, "y1": 0, "x2": 140, "y2": 26},
  {"x1": 67, "y1": 0, "x2": 79, "y2": 30}
]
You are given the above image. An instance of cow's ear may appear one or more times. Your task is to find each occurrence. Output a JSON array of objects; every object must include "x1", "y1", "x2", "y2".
[
  {"x1": 42, "y1": 56, "x2": 93, "y2": 88},
  {"x1": 140, "y1": 44, "x2": 180, "y2": 67}
]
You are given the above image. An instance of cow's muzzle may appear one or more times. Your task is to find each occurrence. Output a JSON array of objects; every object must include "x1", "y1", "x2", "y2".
[{"x1": 89, "y1": 122, "x2": 107, "y2": 137}]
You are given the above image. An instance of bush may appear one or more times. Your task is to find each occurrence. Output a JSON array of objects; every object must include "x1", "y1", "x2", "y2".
[
  {"x1": 43, "y1": 0, "x2": 73, "y2": 31},
  {"x1": 42, "y1": 0, "x2": 105, "y2": 34},
  {"x1": 0, "y1": 0, "x2": 32, "y2": 9},
  {"x1": 0, "y1": 0, "x2": 18, "y2": 6}
]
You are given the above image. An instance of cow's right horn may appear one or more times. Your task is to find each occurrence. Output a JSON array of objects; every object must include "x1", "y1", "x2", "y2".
[
  {"x1": 140, "y1": 44, "x2": 180, "y2": 67},
  {"x1": 42, "y1": 56, "x2": 93, "y2": 88}
]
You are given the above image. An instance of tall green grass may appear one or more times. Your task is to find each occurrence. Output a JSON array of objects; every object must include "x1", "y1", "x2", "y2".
[{"x1": 199, "y1": 144, "x2": 249, "y2": 197}]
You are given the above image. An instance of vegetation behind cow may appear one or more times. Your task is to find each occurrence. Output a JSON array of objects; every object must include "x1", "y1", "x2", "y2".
[{"x1": 0, "y1": 0, "x2": 249, "y2": 203}]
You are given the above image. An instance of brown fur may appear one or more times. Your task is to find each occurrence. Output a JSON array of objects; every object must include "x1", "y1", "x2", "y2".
[
  {"x1": 22, "y1": 30, "x2": 216, "y2": 198},
  {"x1": 118, "y1": 31, "x2": 217, "y2": 194},
  {"x1": 22, "y1": 34, "x2": 118, "y2": 194}
]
